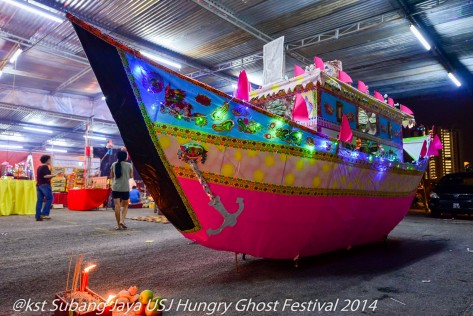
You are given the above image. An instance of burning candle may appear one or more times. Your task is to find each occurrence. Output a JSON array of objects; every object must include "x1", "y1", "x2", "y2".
[
  {"x1": 105, "y1": 295, "x2": 116, "y2": 306},
  {"x1": 80, "y1": 264, "x2": 96, "y2": 292}
]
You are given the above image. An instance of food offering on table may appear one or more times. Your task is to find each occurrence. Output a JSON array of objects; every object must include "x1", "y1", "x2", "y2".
[
  {"x1": 51, "y1": 167, "x2": 67, "y2": 192},
  {"x1": 13, "y1": 161, "x2": 32, "y2": 179},
  {"x1": 1, "y1": 162, "x2": 14, "y2": 179},
  {"x1": 66, "y1": 173, "x2": 76, "y2": 191},
  {"x1": 88, "y1": 176, "x2": 108, "y2": 189},
  {"x1": 73, "y1": 168, "x2": 85, "y2": 188}
]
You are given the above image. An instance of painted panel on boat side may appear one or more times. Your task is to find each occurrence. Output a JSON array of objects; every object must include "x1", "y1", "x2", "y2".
[
  {"x1": 378, "y1": 115, "x2": 402, "y2": 144},
  {"x1": 320, "y1": 91, "x2": 357, "y2": 131},
  {"x1": 121, "y1": 52, "x2": 337, "y2": 155}
]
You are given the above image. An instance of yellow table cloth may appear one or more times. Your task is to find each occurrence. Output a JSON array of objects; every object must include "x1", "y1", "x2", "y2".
[{"x1": 0, "y1": 180, "x2": 37, "y2": 216}]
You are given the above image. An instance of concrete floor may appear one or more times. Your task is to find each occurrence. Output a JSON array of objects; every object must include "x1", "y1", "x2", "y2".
[{"x1": 0, "y1": 208, "x2": 472, "y2": 316}]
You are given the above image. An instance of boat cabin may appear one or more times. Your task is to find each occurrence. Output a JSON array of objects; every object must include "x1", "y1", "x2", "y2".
[{"x1": 249, "y1": 61, "x2": 414, "y2": 163}]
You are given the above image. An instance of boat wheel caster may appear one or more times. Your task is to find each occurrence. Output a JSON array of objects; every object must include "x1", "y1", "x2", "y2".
[{"x1": 293, "y1": 256, "x2": 300, "y2": 268}]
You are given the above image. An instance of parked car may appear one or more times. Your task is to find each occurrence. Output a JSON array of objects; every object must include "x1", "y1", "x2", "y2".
[{"x1": 429, "y1": 172, "x2": 473, "y2": 217}]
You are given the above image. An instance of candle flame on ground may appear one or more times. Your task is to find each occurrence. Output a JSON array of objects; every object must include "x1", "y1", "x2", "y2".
[
  {"x1": 106, "y1": 295, "x2": 116, "y2": 305},
  {"x1": 84, "y1": 264, "x2": 97, "y2": 273}
]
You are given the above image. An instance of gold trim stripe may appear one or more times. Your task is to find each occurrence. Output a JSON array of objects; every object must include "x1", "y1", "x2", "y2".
[
  {"x1": 155, "y1": 123, "x2": 424, "y2": 177},
  {"x1": 173, "y1": 167, "x2": 417, "y2": 198}
]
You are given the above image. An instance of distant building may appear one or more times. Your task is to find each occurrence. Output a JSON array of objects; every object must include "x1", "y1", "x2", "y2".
[{"x1": 426, "y1": 127, "x2": 462, "y2": 180}]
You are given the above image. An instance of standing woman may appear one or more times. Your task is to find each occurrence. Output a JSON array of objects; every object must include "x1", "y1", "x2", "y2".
[{"x1": 110, "y1": 151, "x2": 133, "y2": 230}]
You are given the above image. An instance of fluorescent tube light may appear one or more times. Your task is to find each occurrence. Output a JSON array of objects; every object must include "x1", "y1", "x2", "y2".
[
  {"x1": 1, "y1": 134, "x2": 24, "y2": 142},
  {"x1": 3, "y1": 0, "x2": 64, "y2": 23},
  {"x1": 84, "y1": 135, "x2": 107, "y2": 141},
  {"x1": 0, "y1": 70, "x2": 3, "y2": 77},
  {"x1": 45, "y1": 148, "x2": 67, "y2": 153},
  {"x1": 23, "y1": 126, "x2": 53, "y2": 133},
  {"x1": 48, "y1": 140, "x2": 68, "y2": 146},
  {"x1": 410, "y1": 25, "x2": 431, "y2": 51},
  {"x1": 9, "y1": 47, "x2": 23, "y2": 63},
  {"x1": 448, "y1": 73, "x2": 461, "y2": 87},
  {"x1": 0, "y1": 144, "x2": 23, "y2": 149},
  {"x1": 140, "y1": 51, "x2": 182, "y2": 69}
]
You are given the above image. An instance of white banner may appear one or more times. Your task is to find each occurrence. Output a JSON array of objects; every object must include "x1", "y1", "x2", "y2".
[{"x1": 263, "y1": 36, "x2": 285, "y2": 85}]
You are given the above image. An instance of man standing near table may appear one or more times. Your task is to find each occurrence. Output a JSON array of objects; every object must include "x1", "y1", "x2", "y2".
[{"x1": 35, "y1": 155, "x2": 57, "y2": 221}]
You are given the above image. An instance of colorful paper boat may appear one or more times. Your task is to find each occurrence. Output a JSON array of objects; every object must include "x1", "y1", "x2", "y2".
[{"x1": 69, "y1": 14, "x2": 427, "y2": 259}]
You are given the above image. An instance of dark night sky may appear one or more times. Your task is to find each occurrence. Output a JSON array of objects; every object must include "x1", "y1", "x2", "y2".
[{"x1": 398, "y1": 90, "x2": 473, "y2": 163}]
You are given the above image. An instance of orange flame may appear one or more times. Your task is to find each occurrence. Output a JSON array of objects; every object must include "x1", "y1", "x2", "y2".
[
  {"x1": 105, "y1": 295, "x2": 116, "y2": 305},
  {"x1": 84, "y1": 264, "x2": 97, "y2": 273}
]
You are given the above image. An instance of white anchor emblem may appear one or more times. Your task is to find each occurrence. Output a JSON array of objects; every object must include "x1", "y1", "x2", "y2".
[{"x1": 206, "y1": 196, "x2": 245, "y2": 236}]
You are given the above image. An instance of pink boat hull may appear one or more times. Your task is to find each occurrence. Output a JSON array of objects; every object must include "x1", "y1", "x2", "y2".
[{"x1": 180, "y1": 177, "x2": 414, "y2": 259}]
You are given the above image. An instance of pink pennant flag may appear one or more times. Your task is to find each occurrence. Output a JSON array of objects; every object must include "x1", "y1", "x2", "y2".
[
  {"x1": 338, "y1": 114, "x2": 353, "y2": 143},
  {"x1": 338, "y1": 70, "x2": 353, "y2": 83},
  {"x1": 235, "y1": 70, "x2": 250, "y2": 101},
  {"x1": 294, "y1": 65, "x2": 305, "y2": 76},
  {"x1": 420, "y1": 140, "x2": 427, "y2": 158},
  {"x1": 292, "y1": 94, "x2": 309, "y2": 122},
  {"x1": 433, "y1": 134, "x2": 443, "y2": 150},
  {"x1": 388, "y1": 98, "x2": 394, "y2": 107},
  {"x1": 314, "y1": 56, "x2": 324, "y2": 71},
  {"x1": 400, "y1": 104, "x2": 414, "y2": 115},
  {"x1": 358, "y1": 81, "x2": 368, "y2": 93},
  {"x1": 427, "y1": 143, "x2": 439, "y2": 156},
  {"x1": 374, "y1": 90, "x2": 384, "y2": 102}
]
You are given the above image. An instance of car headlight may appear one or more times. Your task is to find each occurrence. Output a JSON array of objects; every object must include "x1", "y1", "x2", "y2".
[{"x1": 430, "y1": 192, "x2": 439, "y2": 199}]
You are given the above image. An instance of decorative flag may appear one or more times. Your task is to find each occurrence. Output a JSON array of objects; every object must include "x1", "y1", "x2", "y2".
[
  {"x1": 420, "y1": 140, "x2": 427, "y2": 158},
  {"x1": 403, "y1": 136, "x2": 428, "y2": 161},
  {"x1": 427, "y1": 142, "x2": 439, "y2": 156},
  {"x1": 374, "y1": 90, "x2": 384, "y2": 102},
  {"x1": 314, "y1": 56, "x2": 324, "y2": 71},
  {"x1": 400, "y1": 104, "x2": 414, "y2": 115},
  {"x1": 235, "y1": 70, "x2": 250, "y2": 101},
  {"x1": 338, "y1": 114, "x2": 353, "y2": 143},
  {"x1": 292, "y1": 94, "x2": 309, "y2": 122},
  {"x1": 388, "y1": 98, "x2": 394, "y2": 107},
  {"x1": 433, "y1": 134, "x2": 443, "y2": 150},
  {"x1": 294, "y1": 65, "x2": 305, "y2": 76},
  {"x1": 338, "y1": 70, "x2": 353, "y2": 83},
  {"x1": 358, "y1": 81, "x2": 368, "y2": 93}
]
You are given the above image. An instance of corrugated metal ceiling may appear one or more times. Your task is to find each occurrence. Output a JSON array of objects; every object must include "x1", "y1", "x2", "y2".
[
  {"x1": 0, "y1": 0, "x2": 471, "y2": 96},
  {"x1": 0, "y1": 0, "x2": 472, "y2": 152},
  {"x1": 0, "y1": 103, "x2": 124, "y2": 153}
]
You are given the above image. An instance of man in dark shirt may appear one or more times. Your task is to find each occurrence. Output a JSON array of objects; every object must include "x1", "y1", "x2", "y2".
[{"x1": 35, "y1": 155, "x2": 57, "y2": 221}]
